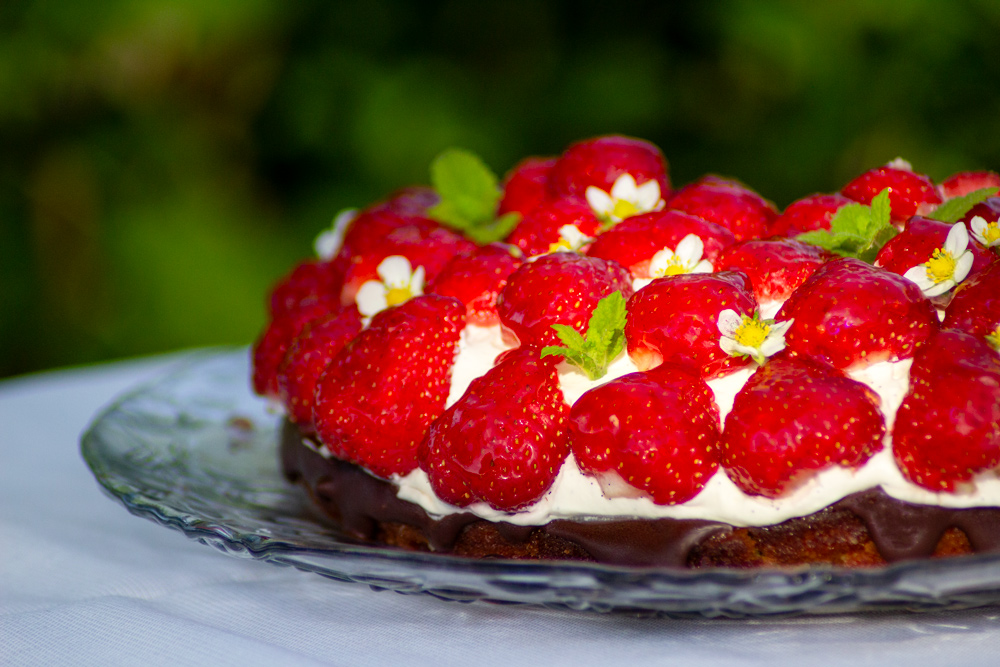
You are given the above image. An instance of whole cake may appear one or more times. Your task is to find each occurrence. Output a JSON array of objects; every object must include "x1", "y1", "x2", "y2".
[{"x1": 254, "y1": 136, "x2": 1000, "y2": 568}]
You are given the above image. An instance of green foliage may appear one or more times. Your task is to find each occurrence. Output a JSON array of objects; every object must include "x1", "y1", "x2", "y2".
[
  {"x1": 797, "y1": 189, "x2": 897, "y2": 263},
  {"x1": 427, "y1": 148, "x2": 520, "y2": 244},
  {"x1": 541, "y1": 291, "x2": 627, "y2": 380},
  {"x1": 929, "y1": 187, "x2": 1000, "y2": 223}
]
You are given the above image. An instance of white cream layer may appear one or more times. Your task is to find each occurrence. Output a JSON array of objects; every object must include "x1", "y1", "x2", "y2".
[{"x1": 375, "y1": 319, "x2": 1000, "y2": 528}]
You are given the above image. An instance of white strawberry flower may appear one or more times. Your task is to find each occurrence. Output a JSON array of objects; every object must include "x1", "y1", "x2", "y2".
[
  {"x1": 970, "y1": 215, "x2": 1000, "y2": 248},
  {"x1": 547, "y1": 224, "x2": 594, "y2": 254},
  {"x1": 314, "y1": 208, "x2": 358, "y2": 259},
  {"x1": 717, "y1": 309, "x2": 793, "y2": 366},
  {"x1": 356, "y1": 255, "x2": 425, "y2": 318},
  {"x1": 585, "y1": 173, "x2": 665, "y2": 223},
  {"x1": 648, "y1": 234, "x2": 713, "y2": 278},
  {"x1": 901, "y1": 222, "x2": 975, "y2": 297}
]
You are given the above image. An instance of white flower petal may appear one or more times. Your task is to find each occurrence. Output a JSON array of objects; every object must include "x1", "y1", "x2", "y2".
[
  {"x1": 356, "y1": 281, "x2": 389, "y2": 317},
  {"x1": 717, "y1": 309, "x2": 743, "y2": 337},
  {"x1": 922, "y1": 279, "x2": 956, "y2": 298},
  {"x1": 634, "y1": 180, "x2": 662, "y2": 210},
  {"x1": 759, "y1": 335, "x2": 787, "y2": 358},
  {"x1": 727, "y1": 341, "x2": 761, "y2": 359},
  {"x1": 719, "y1": 336, "x2": 743, "y2": 356},
  {"x1": 585, "y1": 186, "x2": 614, "y2": 217},
  {"x1": 769, "y1": 318, "x2": 794, "y2": 336},
  {"x1": 953, "y1": 251, "x2": 975, "y2": 285},
  {"x1": 558, "y1": 224, "x2": 592, "y2": 250},
  {"x1": 314, "y1": 208, "x2": 357, "y2": 259},
  {"x1": 376, "y1": 255, "x2": 413, "y2": 287},
  {"x1": 610, "y1": 173, "x2": 639, "y2": 200},
  {"x1": 902, "y1": 265, "x2": 936, "y2": 292},
  {"x1": 648, "y1": 247, "x2": 675, "y2": 276},
  {"x1": 691, "y1": 259, "x2": 714, "y2": 274},
  {"x1": 410, "y1": 265, "x2": 426, "y2": 295},
  {"x1": 944, "y1": 222, "x2": 970, "y2": 256},
  {"x1": 970, "y1": 216, "x2": 988, "y2": 239},
  {"x1": 674, "y1": 234, "x2": 705, "y2": 265}
]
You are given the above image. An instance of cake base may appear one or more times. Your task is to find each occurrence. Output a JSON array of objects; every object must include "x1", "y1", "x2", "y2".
[{"x1": 281, "y1": 421, "x2": 1000, "y2": 568}]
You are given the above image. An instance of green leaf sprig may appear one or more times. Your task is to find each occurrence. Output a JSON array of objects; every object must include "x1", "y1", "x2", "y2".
[
  {"x1": 541, "y1": 291, "x2": 627, "y2": 380},
  {"x1": 426, "y1": 148, "x2": 521, "y2": 244},
  {"x1": 928, "y1": 186, "x2": 1000, "y2": 223},
  {"x1": 796, "y1": 188, "x2": 897, "y2": 263}
]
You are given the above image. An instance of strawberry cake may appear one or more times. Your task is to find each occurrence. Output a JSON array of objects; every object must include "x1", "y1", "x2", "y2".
[{"x1": 255, "y1": 136, "x2": 1000, "y2": 568}]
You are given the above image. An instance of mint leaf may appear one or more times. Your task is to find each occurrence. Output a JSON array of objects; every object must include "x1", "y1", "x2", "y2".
[
  {"x1": 929, "y1": 187, "x2": 1000, "y2": 223},
  {"x1": 426, "y1": 148, "x2": 520, "y2": 244},
  {"x1": 540, "y1": 291, "x2": 627, "y2": 380},
  {"x1": 796, "y1": 188, "x2": 897, "y2": 262}
]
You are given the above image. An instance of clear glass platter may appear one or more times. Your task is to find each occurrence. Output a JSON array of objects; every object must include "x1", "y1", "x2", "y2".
[{"x1": 81, "y1": 349, "x2": 1000, "y2": 618}]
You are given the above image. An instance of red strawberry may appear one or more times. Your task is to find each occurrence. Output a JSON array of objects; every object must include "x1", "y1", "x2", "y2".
[
  {"x1": 267, "y1": 259, "x2": 343, "y2": 319},
  {"x1": 585, "y1": 210, "x2": 736, "y2": 278},
  {"x1": 504, "y1": 197, "x2": 603, "y2": 257},
  {"x1": 428, "y1": 243, "x2": 524, "y2": 326},
  {"x1": 312, "y1": 295, "x2": 465, "y2": 477},
  {"x1": 365, "y1": 186, "x2": 440, "y2": 217},
  {"x1": 338, "y1": 208, "x2": 440, "y2": 261},
  {"x1": 339, "y1": 226, "x2": 476, "y2": 307},
  {"x1": 942, "y1": 260, "x2": 1000, "y2": 339},
  {"x1": 276, "y1": 306, "x2": 364, "y2": 428},
  {"x1": 568, "y1": 363, "x2": 721, "y2": 505},
  {"x1": 252, "y1": 300, "x2": 336, "y2": 398},
  {"x1": 874, "y1": 217, "x2": 995, "y2": 287},
  {"x1": 893, "y1": 330, "x2": 1000, "y2": 491},
  {"x1": 714, "y1": 239, "x2": 834, "y2": 302},
  {"x1": 769, "y1": 193, "x2": 855, "y2": 238},
  {"x1": 778, "y1": 258, "x2": 938, "y2": 370},
  {"x1": 498, "y1": 157, "x2": 556, "y2": 218},
  {"x1": 496, "y1": 252, "x2": 633, "y2": 347},
  {"x1": 548, "y1": 135, "x2": 670, "y2": 201},
  {"x1": 624, "y1": 271, "x2": 758, "y2": 377},
  {"x1": 721, "y1": 356, "x2": 885, "y2": 498},
  {"x1": 666, "y1": 176, "x2": 778, "y2": 242},
  {"x1": 960, "y1": 196, "x2": 1000, "y2": 227},
  {"x1": 840, "y1": 163, "x2": 941, "y2": 223},
  {"x1": 938, "y1": 171, "x2": 1000, "y2": 200},
  {"x1": 420, "y1": 347, "x2": 570, "y2": 510}
]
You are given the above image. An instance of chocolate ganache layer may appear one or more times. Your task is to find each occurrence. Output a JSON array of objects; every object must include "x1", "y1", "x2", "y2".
[{"x1": 280, "y1": 421, "x2": 1000, "y2": 568}]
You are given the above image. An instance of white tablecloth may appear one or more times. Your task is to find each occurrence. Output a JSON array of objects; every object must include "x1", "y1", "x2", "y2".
[{"x1": 3, "y1": 352, "x2": 1000, "y2": 666}]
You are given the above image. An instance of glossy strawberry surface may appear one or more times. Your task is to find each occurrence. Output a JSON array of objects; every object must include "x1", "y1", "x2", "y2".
[
  {"x1": 721, "y1": 356, "x2": 885, "y2": 497},
  {"x1": 428, "y1": 243, "x2": 524, "y2": 326},
  {"x1": 252, "y1": 300, "x2": 337, "y2": 398},
  {"x1": 769, "y1": 192, "x2": 854, "y2": 238},
  {"x1": 548, "y1": 135, "x2": 670, "y2": 200},
  {"x1": 313, "y1": 295, "x2": 465, "y2": 477},
  {"x1": 840, "y1": 165, "x2": 941, "y2": 223},
  {"x1": 893, "y1": 330, "x2": 1000, "y2": 491},
  {"x1": 585, "y1": 210, "x2": 735, "y2": 278},
  {"x1": 267, "y1": 259, "x2": 343, "y2": 319},
  {"x1": 666, "y1": 176, "x2": 778, "y2": 242},
  {"x1": 624, "y1": 271, "x2": 757, "y2": 377},
  {"x1": 420, "y1": 348, "x2": 570, "y2": 510},
  {"x1": 496, "y1": 252, "x2": 633, "y2": 347},
  {"x1": 778, "y1": 258, "x2": 937, "y2": 370},
  {"x1": 504, "y1": 197, "x2": 602, "y2": 257},
  {"x1": 937, "y1": 170, "x2": 1000, "y2": 200},
  {"x1": 276, "y1": 306, "x2": 363, "y2": 428},
  {"x1": 942, "y1": 261, "x2": 1000, "y2": 338},
  {"x1": 714, "y1": 239, "x2": 834, "y2": 302},
  {"x1": 568, "y1": 363, "x2": 720, "y2": 505},
  {"x1": 874, "y1": 216, "x2": 995, "y2": 277},
  {"x1": 498, "y1": 157, "x2": 556, "y2": 217}
]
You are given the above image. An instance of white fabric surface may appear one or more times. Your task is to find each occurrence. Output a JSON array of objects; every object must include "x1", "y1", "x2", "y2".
[{"x1": 3, "y1": 352, "x2": 1000, "y2": 667}]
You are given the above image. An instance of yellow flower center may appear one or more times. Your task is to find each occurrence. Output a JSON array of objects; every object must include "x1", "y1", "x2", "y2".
[
  {"x1": 734, "y1": 316, "x2": 770, "y2": 348},
  {"x1": 612, "y1": 198, "x2": 639, "y2": 220},
  {"x1": 385, "y1": 286, "x2": 413, "y2": 306},
  {"x1": 924, "y1": 248, "x2": 957, "y2": 284},
  {"x1": 548, "y1": 239, "x2": 573, "y2": 253},
  {"x1": 653, "y1": 255, "x2": 689, "y2": 277},
  {"x1": 984, "y1": 221, "x2": 1000, "y2": 245}
]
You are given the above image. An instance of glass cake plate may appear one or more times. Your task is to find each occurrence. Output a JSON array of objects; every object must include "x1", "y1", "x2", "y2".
[{"x1": 81, "y1": 349, "x2": 1000, "y2": 618}]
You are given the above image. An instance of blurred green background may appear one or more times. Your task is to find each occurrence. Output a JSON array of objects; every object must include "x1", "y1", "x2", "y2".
[{"x1": 2, "y1": 0, "x2": 999, "y2": 379}]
